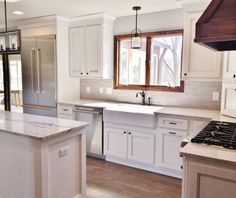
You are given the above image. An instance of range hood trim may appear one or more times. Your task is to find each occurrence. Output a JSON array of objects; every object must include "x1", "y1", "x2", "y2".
[{"x1": 194, "y1": 0, "x2": 236, "y2": 51}]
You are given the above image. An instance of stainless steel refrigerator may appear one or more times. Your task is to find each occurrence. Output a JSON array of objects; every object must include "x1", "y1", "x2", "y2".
[{"x1": 21, "y1": 35, "x2": 57, "y2": 117}]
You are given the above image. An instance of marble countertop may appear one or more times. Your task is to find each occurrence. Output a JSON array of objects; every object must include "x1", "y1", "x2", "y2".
[
  {"x1": 59, "y1": 99, "x2": 236, "y2": 122},
  {"x1": 0, "y1": 111, "x2": 88, "y2": 140},
  {"x1": 180, "y1": 143, "x2": 236, "y2": 165}
]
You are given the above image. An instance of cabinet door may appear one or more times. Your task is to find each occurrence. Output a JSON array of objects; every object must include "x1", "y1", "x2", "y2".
[
  {"x1": 128, "y1": 131, "x2": 155, "y2": 164},
  {"x1": 184, "y1": 161, "x2": 236, "y2": 198},
  {"x1": 157, "y1": 129, "x2": 186, "y2": 170},
  {"x1": 223, "y1": 51, "x2": 236, "y2": 81},
  {"x1": 221, "y1": 83, "x2": 236, "y2": 118},
  {"x1": 85, "y1": 25, "x2": 102, "y2": 77},
  {"x1": 104, "y1": 127, "x2": 127, "y2": 158},
  {"x1": 182, "y1": 12, "x2": 222, "y2": 79},
  {"x1": 69, "y1": 27, "x2": 86, "y2": 77}
]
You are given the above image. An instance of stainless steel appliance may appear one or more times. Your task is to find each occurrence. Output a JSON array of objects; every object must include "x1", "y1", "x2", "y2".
[
  {"x1": 73, "y1": 106, "x2": 104, "y2": 159},
  {"x1": 21, "y1": 35, "x2": 57, "y2": 117},
  {"x1": 191, "y1": 121, "x2": 236, "y2": 149}
]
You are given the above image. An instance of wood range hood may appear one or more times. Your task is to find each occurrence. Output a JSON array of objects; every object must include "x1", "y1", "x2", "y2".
[{"x1": 194, "y1": 0, "x2": 236, "y2": 51}]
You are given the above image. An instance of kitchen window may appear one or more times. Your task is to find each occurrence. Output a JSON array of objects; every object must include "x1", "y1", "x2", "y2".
[{"x1": 114, "y1": 30, "x2": 184, "y2": 92}]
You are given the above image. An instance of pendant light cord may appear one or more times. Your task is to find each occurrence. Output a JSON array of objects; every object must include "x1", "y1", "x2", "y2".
[
  {"x1": 135, "y1": 10, "x2": 138, "y2": 34},
  {"x1": 4, "y1": 0, "x2": 8, "y2": 32}
]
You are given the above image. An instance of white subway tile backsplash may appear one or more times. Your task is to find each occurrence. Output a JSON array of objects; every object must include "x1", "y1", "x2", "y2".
[{"x1": 80, "y1": 79, "x2": 222, "y2": 110}]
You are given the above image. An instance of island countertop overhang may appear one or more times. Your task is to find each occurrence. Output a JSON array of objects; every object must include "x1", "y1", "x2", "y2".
[{"x1": 0, "y1": 111, "x2": 89, "y2": 140}]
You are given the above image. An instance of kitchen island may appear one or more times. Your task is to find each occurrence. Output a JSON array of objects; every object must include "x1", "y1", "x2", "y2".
[{"x1": 0, "y1": 111, "x2": 88, "y2": 198}]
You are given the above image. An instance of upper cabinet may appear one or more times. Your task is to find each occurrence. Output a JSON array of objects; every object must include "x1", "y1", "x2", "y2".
[
  {"x1": 182, "y1": 12, "x2": 222, "y2": 80},
  {"x1": 69, "y1": 13, "x2": 115, "y2": 79},
  {"x1": 223, "y1": 51, "x2": 236, "y2": 81}
]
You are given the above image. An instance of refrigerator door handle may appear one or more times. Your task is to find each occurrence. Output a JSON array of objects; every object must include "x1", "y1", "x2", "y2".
[
  {"x1": 30, "y1": 49, "x2": 36, "y2": 93},
  {"x1": 36, "y1": 49, "x2": 41, "y2": 93}
]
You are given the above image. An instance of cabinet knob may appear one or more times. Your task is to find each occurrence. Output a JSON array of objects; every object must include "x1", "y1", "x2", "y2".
[
  {"x1": 86, "y1": 73, "x2": 89, "y2": 75},
  {"x1": 80, "y1": 72, "x2": 83, "y2": 75},
  {"x1": 233, "y1": 74, "x2": 236, "y2": 78},
  {"x1": 184, "y1": 73, "x2": 187, "y2": 76},
  {"x1": 123, "y1": 131, "x2": 126, "y2": 134},
  {"x1": 128, "y1": 132, "x2": 131, "y2": 135}
]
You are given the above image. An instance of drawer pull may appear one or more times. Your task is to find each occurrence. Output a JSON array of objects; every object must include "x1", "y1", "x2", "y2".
[
  {"x1": 63, "y1": 109, "x2": 69, "y2": 111},
  {"x1": 169, "y1": 132, "x2": 177, "y2": 135},
  {"x1": 169, "y1": 122, "x2": 177, "y2": 125}
]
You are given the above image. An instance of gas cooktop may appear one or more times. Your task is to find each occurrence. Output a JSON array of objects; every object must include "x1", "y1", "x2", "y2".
[{"x1": 191, "y1": 121, "x2": 236, "y2": 149}]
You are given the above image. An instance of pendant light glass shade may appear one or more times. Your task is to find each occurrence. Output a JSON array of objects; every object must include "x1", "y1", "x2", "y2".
[
  {"x1": 131, "y1": 6, "x2": 142, "y2": 49},
  {"x1": 0, "y1": 0, "x2": 21, "y2": 54}
]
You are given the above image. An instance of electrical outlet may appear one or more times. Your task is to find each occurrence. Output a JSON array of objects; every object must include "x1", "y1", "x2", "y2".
[
  {"x1": 212, "y1": 92, "x2": 219, "y2": 101},
  {"x1": 59, "y1": 146, "x2": 69, "y2": 158},
  {"x1": 106, "y1": 88, "x2": 113, "y2": 95},
  {"x1": 86, "y1": 86, "x2": 91, "y2": 93},
  {"x1": 99, "y1": 87, "x2": 104, "y2": 94}
]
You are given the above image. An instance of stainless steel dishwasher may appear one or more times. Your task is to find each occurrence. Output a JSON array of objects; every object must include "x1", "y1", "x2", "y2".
[{"x1": 73, "y1": 106, "x2": 104, "y2": 159}]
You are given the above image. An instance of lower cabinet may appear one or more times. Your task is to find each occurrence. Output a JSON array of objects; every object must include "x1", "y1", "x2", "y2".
[
  {"x1": 105, "y1": 127, "x2": 128, "y2": 158},
  {"x1": 128, "y1": 131, "x2": 155, "y2": 164},
  {"x1": 156, "y1": 129, "x2": 186, "y2": 171},
  {"x1": 104, "y1": 126, "x2": 155, "y2": 165},
  {"x1": 182, "y1": 160, "x2": 236, "y2": 198}
]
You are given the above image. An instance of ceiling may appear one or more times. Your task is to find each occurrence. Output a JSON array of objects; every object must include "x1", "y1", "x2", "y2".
[{"x1": 0, "y1": 0, "x2": 210, "y2": 25}]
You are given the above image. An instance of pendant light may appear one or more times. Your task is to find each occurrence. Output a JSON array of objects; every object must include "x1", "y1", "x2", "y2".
[
  {"x1": 0, "y1": 0, "x2": 21, "y2": 54},
  {"x1": 131, "y1": 6, "x2": 142, "y2": 49}
]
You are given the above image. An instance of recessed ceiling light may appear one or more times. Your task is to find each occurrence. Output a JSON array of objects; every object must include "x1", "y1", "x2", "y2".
[{"x1": 12, "y1": 10, "x2": 24, "y2": 15}]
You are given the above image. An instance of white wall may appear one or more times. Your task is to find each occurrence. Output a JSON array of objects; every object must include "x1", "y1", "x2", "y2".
[
  {"x1": 114, "y1": 9, "x2": 184, "y2": 35},
  {"x1": 80, "y1": 9, "x2": 222, "y2": 110}
]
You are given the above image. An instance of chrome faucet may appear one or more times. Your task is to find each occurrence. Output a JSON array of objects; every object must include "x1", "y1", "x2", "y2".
[{"x1": 136, "y1": 90, "x2": 146, "y2": 105}]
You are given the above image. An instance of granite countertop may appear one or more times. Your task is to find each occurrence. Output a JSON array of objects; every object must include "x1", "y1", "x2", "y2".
[{"x1": 0, "y1": 111, "x2": 88, "y2": 140}]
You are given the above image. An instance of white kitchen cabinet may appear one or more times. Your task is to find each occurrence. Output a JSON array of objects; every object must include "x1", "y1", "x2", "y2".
[
  {"x1": 156, "y1": 129, "x2": 186, "y2": 171},
  {"x1": 182, "y1": 160, "x2": 236, "y2": 198},
  {"x1": 104, "y1": 127, "x2": 128, "y2": 158},
  {"x1": 128, "y1": 131, "x2": 155, "y2": 164},
  {"x1": 57, "y1": 104, "x2": 73, "y2": 119},
  {"x1": 221, "y1": 82, "x2": 236, "y2": 118},
  {"x1": 104, "y1": 125, "x2": 155, "y2": 165},
  {"x1": 223, "y1": 51, "x2": 236, "y2": 81},
  {"x1": 69, "y1": 27, "x2": 86, "y2": 77},
  {"x1": 69, "y1": 14, "x2": 114, "y2": 79},
  {"x1": 182, "y1": 12, "x2": 222, "y2": 79}
]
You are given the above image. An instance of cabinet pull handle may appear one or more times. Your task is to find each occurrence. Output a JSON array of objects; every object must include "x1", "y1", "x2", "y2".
[
  {"x1": 63, "y1": 109, "x2": 69, "y2": 111},
  {"x1": 233, "y1": 74, "x2": 236, "y2": 78},
  {"x1": 169, "y1": 122, "x2": 177, "y2": 125},
  {"x1": 128, "y1": 132, "x2": 131, "y2": 135},
  {"x1": 169, "y1": 132, "x2": 176, "y2": 135},
  {"x1": 123, "y1": 131, "x2": 127, "y2": 134}
]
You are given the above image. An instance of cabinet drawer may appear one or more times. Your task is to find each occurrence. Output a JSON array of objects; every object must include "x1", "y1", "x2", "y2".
[
  {"x1": 58, "y1": 105, "x2": 73, "y2": 115},
  {"x1": 158, "y1": 116, "x2": 188, "y2": 130}
]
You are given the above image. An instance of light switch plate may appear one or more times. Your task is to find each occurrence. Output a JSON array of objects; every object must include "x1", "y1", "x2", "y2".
[
  {"x1": 86, "y1": 86, "x2": 91, "y2": 93},
  {"x1": 212, "y1": 92, "x2": 219, "y2": 101},
  {"x1": 99, "y1": 87, "x2": 104, "y2": 94}
]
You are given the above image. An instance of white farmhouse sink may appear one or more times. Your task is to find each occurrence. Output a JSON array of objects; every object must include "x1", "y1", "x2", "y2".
[{"x1": 103, "y1": 104, "x2": 163, "y2": 128}]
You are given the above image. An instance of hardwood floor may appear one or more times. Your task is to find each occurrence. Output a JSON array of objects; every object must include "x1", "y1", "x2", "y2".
[{"x1": 87, "y1": 157, "x2": 182, "y2": 198}]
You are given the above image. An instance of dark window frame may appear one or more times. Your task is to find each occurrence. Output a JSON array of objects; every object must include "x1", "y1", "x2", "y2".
[{"x1": 114, "y1": 29, "x2": 184, "y2": 92}]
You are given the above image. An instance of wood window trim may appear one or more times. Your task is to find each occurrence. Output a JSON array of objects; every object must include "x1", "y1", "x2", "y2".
[{"x1": 114, "y1": 29, "x2": 184, "y2": 92}]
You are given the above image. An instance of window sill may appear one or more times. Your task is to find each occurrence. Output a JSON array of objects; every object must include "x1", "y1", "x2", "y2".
[{"x1": 114, "y1": 81, "x2": 184, "y2": 92}]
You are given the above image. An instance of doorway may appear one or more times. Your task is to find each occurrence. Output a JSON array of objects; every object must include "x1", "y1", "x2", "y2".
[{"x1": 0, "y1": 54, "x2": 23, "y2": 112}]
